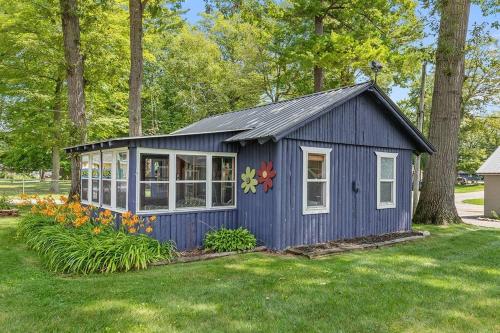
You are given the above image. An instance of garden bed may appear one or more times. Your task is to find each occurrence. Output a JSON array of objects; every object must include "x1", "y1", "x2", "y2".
[
  {"x1": 151, "y1": 246, "x2": 267, "y2": 265},
  {"x1": 287, "y1": 231, "x2": 430, "y2": 259},
  {"x1": 0, "y1": 209, "x2": 18, "y2": 217}
]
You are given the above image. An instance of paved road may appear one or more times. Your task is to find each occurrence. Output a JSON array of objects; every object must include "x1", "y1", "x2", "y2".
[{"x1": 455, "y1": 191, "x2": 500, "y2": 229}]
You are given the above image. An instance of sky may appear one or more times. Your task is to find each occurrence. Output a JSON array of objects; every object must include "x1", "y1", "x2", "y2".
[{"x1": 180, "y1": 1, "x2": 498, "y2": 103}]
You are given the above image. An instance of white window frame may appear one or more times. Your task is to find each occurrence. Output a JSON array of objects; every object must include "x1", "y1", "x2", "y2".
[
  {"x1": 138, "y1": 153, "x2": 171, "y2": 212},
  {"x1": 101, "y1": 151, "x2": 113, "y2": 208},
  {"x1": 90, "y1": 152, "x2": 101, "y2": 206},
  {"x1": 136, "y1": 148, "x2": 237, "y2": 214},
  {"x1": 80, "y1": 149, "x2": 128, "y2": 212},
  {"x1": 301, "y1": 146, "x2": 331, "y2": 215},
  {"x1": 375, "y1": 152, "x2": 398, "y2": 209},
  {"x1": 114, "y1": 150, "x2": 129, "y2": 211},
  {"x1": 211, "y1": 155, "x2": 237, "y2": 208},
  {"x1": 80, "y1": 154, "x2": 90, "y2": 204}
]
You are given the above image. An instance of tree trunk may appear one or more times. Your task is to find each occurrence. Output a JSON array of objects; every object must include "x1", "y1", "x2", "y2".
[
  {"x1": 60, "y1": 0, "x2": 87, "y2": 199},
  {"x1": 412, "y1": 62, "x2": 426, "y2": 214},
  {"x1": 413, "y1": 0, "x2": 471, "y2": 225},
  {"x1": 49, "y1": 76, "x2": 63, "y2": 194},
  {"x1": 313, "y1": 1, "x2": 324, "y2": 93},
  {"x1": 128, "y1": 0, "x2": 145, "y2": 136}
]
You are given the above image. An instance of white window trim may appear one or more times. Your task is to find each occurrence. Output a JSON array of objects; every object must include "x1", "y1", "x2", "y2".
[
  {"x1": 136, "y1": 148, "x2": 237, "y2": 214},
  {"x1": 375, "y1": 152, "x2": 398, "y2": 209},
  {"x1": 301, "y1": 146, "x2": 332, "y2": 215},
  {"x1": 90, "y1": 152, "x2": 101, "y2": 206},
  {"x1": 80, "y1": 148, "x2": 128, "y2": 212},
  {"x1": 80, "y1": 154, "x2": 90, "y2": 204}
]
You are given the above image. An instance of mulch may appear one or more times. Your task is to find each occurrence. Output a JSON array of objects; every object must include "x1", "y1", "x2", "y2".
[
  {"x1": 151, "y1": 246, "x2": 268, "y2": 266},
  {"x1": 287, "y1": 231, "x2": 430, "y2": 259}
]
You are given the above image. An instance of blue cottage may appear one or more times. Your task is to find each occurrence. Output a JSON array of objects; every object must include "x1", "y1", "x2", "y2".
[{"x1": 65, "y1": 82, "x2": 435, "y2": 250}]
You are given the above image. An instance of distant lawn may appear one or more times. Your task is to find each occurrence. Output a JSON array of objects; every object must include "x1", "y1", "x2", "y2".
[
  {"x1": 0, "y1": 180, "x2": 71, "y2": 198},
  {"x1": 455, "y1": 184, "x2": 484, "y2": 193},
  {"x1": 463, "y1": 198, "x2": 485, "y2": 205},
  {"x1": 1, "y1": 214, "x2": 499, "y2": 332}
]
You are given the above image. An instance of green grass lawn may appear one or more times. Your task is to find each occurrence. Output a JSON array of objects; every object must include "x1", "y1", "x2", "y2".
[
  {"x1": 1, "y1": 214, "x2": 499, "y2": 333},
  {"x1": 463, "y1": 198, "x2": 485, "y2": 205},
  {"x1": 455, "y1": 184, "x2": 484, "y2": 193},
  {"x1": 0, "y1": 180, "x2": 71, "y2": 198}
]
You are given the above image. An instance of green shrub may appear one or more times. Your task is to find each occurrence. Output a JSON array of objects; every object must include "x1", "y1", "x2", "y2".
[
  {"x1": 204, "y1": 227, "x2": 257, "y2": 252},
  {"x1": 491, "y1": 211, "x2": 500, "y2": 221},
  {"x1": 0, "y1": 195, "x2": 13, "y2": 210},
  {"x1": 18, "y1": 214, "x2": 176, "y2": 274}
]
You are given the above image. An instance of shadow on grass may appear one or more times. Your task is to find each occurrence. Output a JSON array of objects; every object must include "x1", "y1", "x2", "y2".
[{"x1": 0, "y1": 219, "x2": 499, "y2": 333}]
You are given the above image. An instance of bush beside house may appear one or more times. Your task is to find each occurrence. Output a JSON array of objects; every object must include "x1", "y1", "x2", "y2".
[
  {"x1": 17, "y1": 197, "x2": 176, "y2": 274},
  {"x1": 204, "y1": 227, "x2": 257, "y2": 252}
]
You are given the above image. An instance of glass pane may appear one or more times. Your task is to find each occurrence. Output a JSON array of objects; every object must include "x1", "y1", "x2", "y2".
[
  {"x1": 176, "y1": 155, "x2": 206, "y2": 181},
  {"x1": 81, "y1": 179, "x2": 88, "y2": 201},
  {"x1": 381, "y1": 157, "x2": 394, "y2": 179},
  {"x1": 141, "y1": 155, "x2": 169, "y2": 181},
  {"x1": 176, "y1": 183, "x2": 206, "y2": 208},
  {"x1": 212, "y1": 182, "x2": 235, "y2": 207},
  {"x1": 91, "y1": 154, "x2": 100, "y2": 179},
  {"x1": 380, "y1": 181, "x2": 393, "y2": 203},
  {"x1": 91, "y1": 180, "x2": 99, "y2": 203},
  {"x1": 140, "y1": 183, "x2": 168, "y2": 210},
  {"x1": 102, "y1": 180, "x2": 111, "y2": 206},
  {"x1": 116, "y1": 152, "x2": 128, "y2": 180},
  {"x1": 116, "y1": 181, "x2": 127, "y2": 209},
  {"x1": 102, "y1": 153, "x2": 112, "y2": 180},
  {"x1": 212, "y1": 156, "x2": 235, "y2": 181},
  {"x1": 307, "y1": 182, "x2": 326, "y2": 208},
  {"x1": 308, "y1": 153, "x2": 326, "y2": 179},
  {"x1": 81, "y1": 155, "x2": 89, "y2": 178}
]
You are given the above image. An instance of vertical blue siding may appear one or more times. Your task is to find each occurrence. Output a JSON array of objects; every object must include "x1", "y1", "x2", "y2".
[
  {"x1": 287, "y1": 93, "x2": 417, "y2": 150},
  {"x1": 236, "y1": 141, "x2": 279, "y2": 247},
  {"x1": 275, "y1": 139, "x2": 413, "y2": 249},
  {"x1": 128, "y1": 147, "x2": 137, "y2": 213}
]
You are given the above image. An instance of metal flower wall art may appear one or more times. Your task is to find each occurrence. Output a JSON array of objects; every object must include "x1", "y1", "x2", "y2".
[
  {"x1": 257, "y1": 161, "x2": 276, "y2": 192},
  {"x1": 241, "y1": 166, "x2": 258, "y2": 194}
]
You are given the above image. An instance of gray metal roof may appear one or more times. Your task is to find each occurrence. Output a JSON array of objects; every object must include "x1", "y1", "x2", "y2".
[
  {"x1": 66, "y1": 81, "x2": 435, "y2": 154},
  {"x1": 477, "y1": 146, "x2": 500, "y2": 174},
  {"x1": 173, "y1": 82, "x2": 372, "y2": 142}
]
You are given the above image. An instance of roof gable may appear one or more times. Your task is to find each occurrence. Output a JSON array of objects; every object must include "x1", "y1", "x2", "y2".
[{"x1": 477, "y1": 146, "x2": 500, "y2": 174}]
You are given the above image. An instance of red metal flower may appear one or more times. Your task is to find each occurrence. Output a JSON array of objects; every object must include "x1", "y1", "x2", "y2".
[{"x1": 257, "y1": 161, "x2": 276, "y2": 192}]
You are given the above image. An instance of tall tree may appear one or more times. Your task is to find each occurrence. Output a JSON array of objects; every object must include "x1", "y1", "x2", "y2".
[
  {"x1": 313, "y1": 0, "x2": 324, "y2": 92},
  {"x1": 50, "y1": 74, "x2": 64, "y2": 193},
  {"x1": 285, "y1": 0, "x2": 425, "y2": 93},
  {"x1": 413, "y1": 0, "x2": 471, "y2": 224},
  {"x1": 60, "y1": 0, "x2": 87, "y2": 198},
  {"x1": 128, "y1": 0, "x2": 146, "y2": 136}
]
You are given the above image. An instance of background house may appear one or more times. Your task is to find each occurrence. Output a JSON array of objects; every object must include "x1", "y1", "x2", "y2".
[
  {"x1": 477, "y1": 146, "x2": 500, "y2": 217},
  {"x1": 66, "y1": 82, "x2": 434, "y2": 250}
]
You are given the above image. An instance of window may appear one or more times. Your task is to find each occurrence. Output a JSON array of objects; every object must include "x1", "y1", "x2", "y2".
[
  {"x1": 80, "y1": 150, "x2": 128, "y2": 210},
  {"x1": 80, "y1": 155, "x2": 89, "y2": 202},
  {"x1": 212, "y1": 156, "x2": 236, "y2": 207},
  {"x1": 136, "y1": 149, "x2": 237, "y2": 212},
  {"x1": 90, "y1": 153, "x2": 100, "y2": 204},
  {"x1": 116, "y1": 152, "x2": 128, "y2": 210},
  {"x1": 140, "y1": 154, "x2": 169, "y2": 211},
  {"x1": 301, "y1": 146, "x2": 331, "y2": 214},
  {"x1": 176, "y1": 155, "x2": 207, "y2": 208},
  {"x1": 102, "y1": 152, "x2": 112, "y2": 206},
  {"x1": 376, "y1": 152, "x2": 398, "y2": 209}
]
